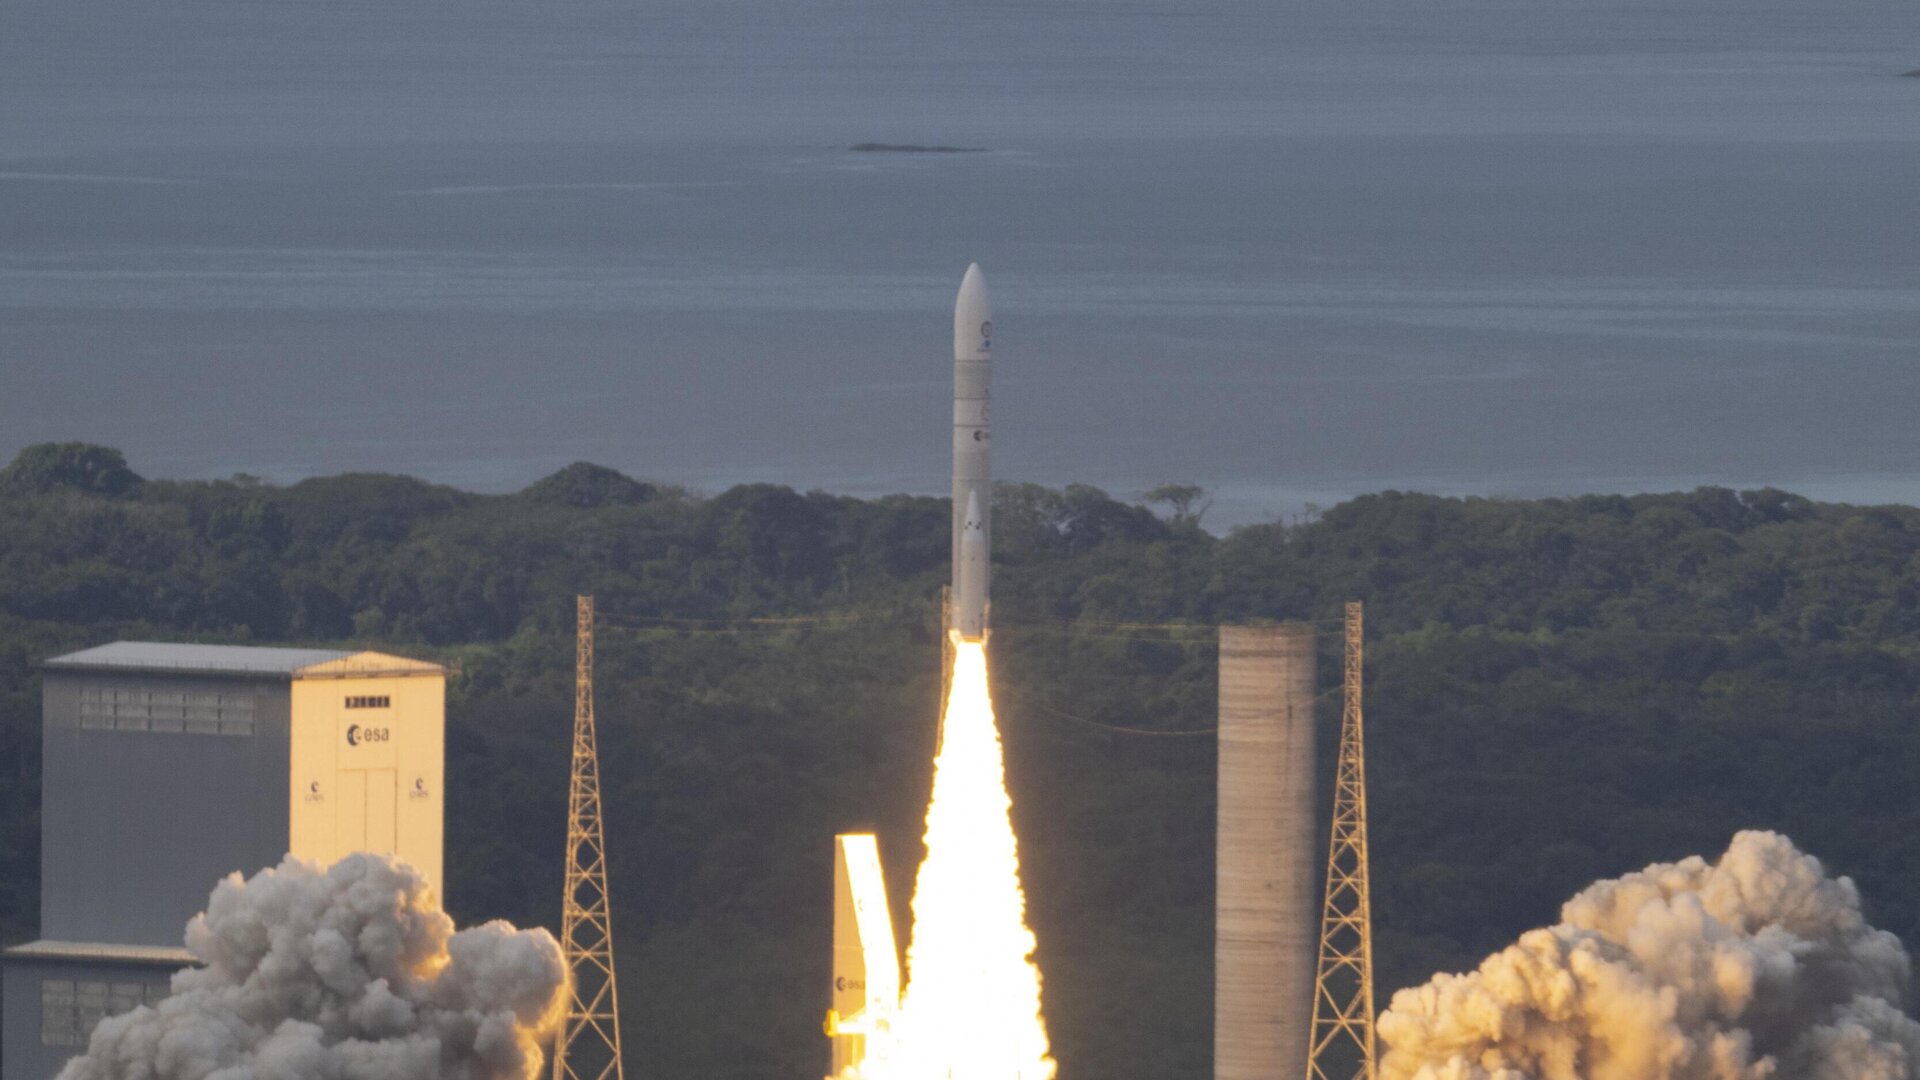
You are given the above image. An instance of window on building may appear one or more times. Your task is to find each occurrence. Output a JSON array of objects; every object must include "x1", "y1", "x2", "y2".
[
  {"x1": 42, "y1": 979, "x2": 109, "y2": 1047},
  {"x1": 42, "y1": 978, "x2": 160, "y2": 1047},
  {"x1": 345, "y1": 695, "x2": 391, "y2": 709},
  {"x1": 75, "y1": 980, "x2": 110, "y2": 1041},
  {"x1": 40, "y1": 980, "x2": 76, "y2": 1046},
  {"x1": 76, "y1": 687, "x2": 256, "y2": 736},
  {"x1": 110, "y1": 983, "x2": 143, "y2": 1013}
]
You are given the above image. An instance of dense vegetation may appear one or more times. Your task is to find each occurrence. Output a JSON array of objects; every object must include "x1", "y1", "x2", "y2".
[{"x1": 5, "y1": 442, "x2": 1920, "y2": 1080}]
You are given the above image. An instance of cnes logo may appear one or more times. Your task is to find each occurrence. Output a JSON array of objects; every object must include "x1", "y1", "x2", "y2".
[{"x1": 345, "y1": 723, "x2": 391, "y2": 747}]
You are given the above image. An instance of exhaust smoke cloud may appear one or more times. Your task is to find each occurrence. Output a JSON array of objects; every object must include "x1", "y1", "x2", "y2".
[
  {"x1": 58, "y1": 853, "x2": 568, "y2": 1080},
  {"x1": 1380, "y1": 831, "x2": 1920, "y2": 1080}
]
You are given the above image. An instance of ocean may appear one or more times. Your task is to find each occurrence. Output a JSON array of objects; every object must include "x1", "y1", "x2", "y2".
[{"x1": 3, "y1": 0, "x2": 1916, "y2": 527}]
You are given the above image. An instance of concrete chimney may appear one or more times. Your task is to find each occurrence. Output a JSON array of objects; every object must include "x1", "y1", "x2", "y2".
[{"x1": 1214, "y1": 623, "x2": 1317, "y2": 1080}]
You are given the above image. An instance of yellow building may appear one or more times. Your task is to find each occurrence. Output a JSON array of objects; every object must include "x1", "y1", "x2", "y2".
[{"x1": 288, "y1": 651, "x2": 446, "y2": 891}]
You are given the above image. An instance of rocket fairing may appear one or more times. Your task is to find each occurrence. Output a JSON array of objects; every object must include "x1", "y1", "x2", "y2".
[{"x1": 951, "y1": 263, "x2": 992, "y2": 641}]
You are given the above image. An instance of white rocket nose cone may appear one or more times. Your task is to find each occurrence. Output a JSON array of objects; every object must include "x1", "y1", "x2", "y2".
[{"x1": 954, "y1": 263, "x2": 992, "y2": 360}]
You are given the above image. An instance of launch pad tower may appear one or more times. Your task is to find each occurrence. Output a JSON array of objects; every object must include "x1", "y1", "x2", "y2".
[
  {"x1": 551, "y1": 596, "x2": 626, "y2": 1080},
  {"x1": 1306, "y1": 602, "x2": 1377, "y2": 1080}
]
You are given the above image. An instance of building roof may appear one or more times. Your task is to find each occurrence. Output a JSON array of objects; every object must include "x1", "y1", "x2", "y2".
[
  {"x1": 44, "y1": 643, "x2": 445, "y2": 679},
  {"x1": 293, "y1": 651, "x2": 446, "y2": 679},
  {"x1": 46, "y1": 642, "x2": 352, "y2": 676},
  {"x1": 2, "y1": 939, "x2": 197, "y2": 966}
]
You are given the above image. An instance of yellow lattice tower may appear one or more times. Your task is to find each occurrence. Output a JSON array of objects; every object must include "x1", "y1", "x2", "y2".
[
  {"x1": 1307, "y1": 601, "x2": 1376, "y2": 1080},
  {"x1": 553, "y1": 595, "x2": 626, "y2": 1080}
]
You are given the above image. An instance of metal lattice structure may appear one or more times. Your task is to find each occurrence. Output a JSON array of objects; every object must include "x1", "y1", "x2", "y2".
[
  {"x1": 1307, "y1": 601, "x2": 1377, "y2": 1080},
  {"x1": 552, "y1": 595, "x2": 626, "y2": 1080}
]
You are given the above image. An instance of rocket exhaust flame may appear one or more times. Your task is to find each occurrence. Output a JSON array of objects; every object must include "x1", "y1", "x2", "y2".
[{"x1": 855, "y1": 636, "x2": 1055, "y2": 1080}]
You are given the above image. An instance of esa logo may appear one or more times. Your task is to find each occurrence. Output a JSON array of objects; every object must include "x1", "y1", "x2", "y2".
[
  {"x1": 345, "y1": 724, "x2": 391, "y2": 747},
  {"x1": 834, "y1": 976, "x2": 864, "y2": 993}
]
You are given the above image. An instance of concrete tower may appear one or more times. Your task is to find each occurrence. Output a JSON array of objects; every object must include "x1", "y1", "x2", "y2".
[{"x1": 1215, "y1": 624, "x2": 1317, "y2": 1080}]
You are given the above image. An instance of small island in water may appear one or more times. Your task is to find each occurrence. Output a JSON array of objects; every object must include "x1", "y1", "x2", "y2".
[{"x1": 849, "y1": 142, "x2": 987, "y2": 153}]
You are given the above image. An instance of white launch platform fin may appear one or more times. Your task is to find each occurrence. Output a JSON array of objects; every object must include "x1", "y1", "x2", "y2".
[{"x1": 827, "y1": 833, "x2": 901, "y2": 1076}]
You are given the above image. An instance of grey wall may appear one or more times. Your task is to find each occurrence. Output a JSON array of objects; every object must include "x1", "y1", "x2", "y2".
[
  {"x1": 1214, "y1": 624, "x2": 1317, "y2": 1080},
  {"x1": 40, "y1": 673, "x2": 291, "y2": 946},
  {"x1": 1, "y1": 957, "x2": 175, "y2": 1080}
]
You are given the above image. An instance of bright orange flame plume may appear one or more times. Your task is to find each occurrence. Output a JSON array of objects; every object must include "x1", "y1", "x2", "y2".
[{"x1": 857, "y1": 635, "x2": 1055, "y2": 1080}]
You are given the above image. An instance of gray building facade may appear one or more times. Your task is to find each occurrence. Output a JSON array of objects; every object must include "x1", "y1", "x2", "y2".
[
  {"x1": 0, "y1": 943, "x2": 189, "y2": 1080},
  {"x1": 3, "y1": 644, "x2": 351, "y2": 1080},
  {"x1": 37, "y1": 660, "x2": 313, "y2": 946}
]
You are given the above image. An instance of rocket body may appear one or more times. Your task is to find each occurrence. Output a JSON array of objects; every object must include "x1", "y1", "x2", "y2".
[
  {"x1": 955, "y1": 492, "x2": 988, "y2": 640},
  {"x1": 951, "y1": 263, "x2": 992, "y2": 641}
]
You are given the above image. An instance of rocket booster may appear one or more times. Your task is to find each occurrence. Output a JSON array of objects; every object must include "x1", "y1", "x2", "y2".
[{"x1": 951, "y1": 263, "x2": 992, "y2": 641}]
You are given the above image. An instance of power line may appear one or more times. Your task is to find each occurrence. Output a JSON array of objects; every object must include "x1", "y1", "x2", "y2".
[
  {"x1": 1008, "y1": 616, "x2": 1221, "y2": 633},
  {"x1": 588, "y1": 605, "x2": 1349, "y2": 641},
  {"x1": 1000, "y1": 692, "x2": 1217, "y2": 738},
  {"x1": 995, "y1": 626, "x2": 1223, "y2": 645},
  {"x1": 595, "y1": 611, "x2": 886, "y2": 636},
  {"x1": 597, "y1": 611, "x2": 880, "y2": 628}
]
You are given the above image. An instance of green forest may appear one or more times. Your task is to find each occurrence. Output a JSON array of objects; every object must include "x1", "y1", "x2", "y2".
[{"x1": 4, "y1": 441, "x2": 1920, "y2": 1080}]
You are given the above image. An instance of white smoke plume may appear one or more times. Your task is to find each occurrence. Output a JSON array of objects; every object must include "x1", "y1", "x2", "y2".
[
  {"x1": 1380, "y1": 831, "x2": 1920, "y2": 1080},
  {"x1": 58, "y1": 853, "x2": 568, "y2": 1080}
]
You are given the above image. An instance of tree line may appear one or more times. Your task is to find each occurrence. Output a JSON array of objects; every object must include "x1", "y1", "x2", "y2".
[{"x1": 4, "y1": 442, "x2": 1920, "y2": 1080}]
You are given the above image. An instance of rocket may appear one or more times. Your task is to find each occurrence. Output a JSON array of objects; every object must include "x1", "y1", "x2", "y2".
[{"x1": 950, "y1": 262, "x2": 992, "y2": 641}]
